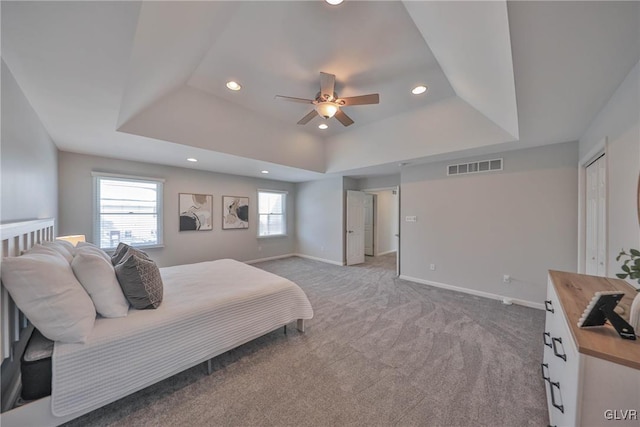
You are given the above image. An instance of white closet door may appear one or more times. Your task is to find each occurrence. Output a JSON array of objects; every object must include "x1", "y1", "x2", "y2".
[{"x1": 585, "y1": 155, "x2": 606, "y2": 276}]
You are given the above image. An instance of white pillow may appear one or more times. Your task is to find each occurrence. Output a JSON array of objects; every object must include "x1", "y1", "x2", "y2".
[
  {"x1": 75, "y1": 244, "x2": 111, "y2": 263},
  {"x1": 53, "y1": 239, "x2": 76, "y2": 254},
  {"x1": 23, "y1": 243, "x2": 61, "y2": 257},
  {"x1": 41, "y1": 241, "x2": 74, "y2": 262},
  {"x1": 1, "y1": 251, "x2": 96, "y2": 343},
  {"x1": 71, "y1": 252, "x2": 129, "y2": 318}
]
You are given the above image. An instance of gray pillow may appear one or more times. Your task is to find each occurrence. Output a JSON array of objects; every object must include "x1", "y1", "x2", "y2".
[
  {"x1": 111, "y1": 243, "x2": 148, "y2": 265},
  {"x1": 114, "y1": 253, "x2": 163, "y2": 309},
  {"x1": 111, "y1": 242, "x2": 130, "y2": 265}
]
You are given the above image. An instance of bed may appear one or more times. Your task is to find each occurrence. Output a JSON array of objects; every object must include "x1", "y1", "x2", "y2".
[{"x1": 0, "y1": 218, "x2": 313, "y2": 427}]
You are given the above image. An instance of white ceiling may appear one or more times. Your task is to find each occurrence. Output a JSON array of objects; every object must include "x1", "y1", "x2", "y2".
[{"x1": 2, "y1": 1, "x2": 638, "y2": 182}]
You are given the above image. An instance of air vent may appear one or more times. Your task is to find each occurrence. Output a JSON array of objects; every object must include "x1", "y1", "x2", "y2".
[{"x1": 447, "y1": 158, "x2": 502, "y2": 176}]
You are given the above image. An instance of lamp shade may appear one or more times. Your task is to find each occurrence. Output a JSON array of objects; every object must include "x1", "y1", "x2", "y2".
[
  {"x1": 56, "y1": 234, "x2": 86, "y2": 247},
  {"x1": 316, "y1": 102, "x2": 338, "y2": 119}
]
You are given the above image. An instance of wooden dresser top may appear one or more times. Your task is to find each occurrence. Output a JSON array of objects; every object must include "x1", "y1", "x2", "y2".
[{"x1": 549, "y1": 270, "x2": 640, "y2": 370}]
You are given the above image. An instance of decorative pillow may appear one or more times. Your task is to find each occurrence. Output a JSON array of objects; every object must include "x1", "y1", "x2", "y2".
[
  {"x1": 110, "y1": 242, "x2": 130, "y2": 265},
  {"x1": 1, "y1": 251, "x2": 96, "y2": 343},
  {"x1": 71, "y1": 252, "x2": 129, "y2": 318},
  {"x1": 114, "y1": 253, "x2": 163, "y2": 309},
  {"x1": 75, "y1": 244, "x2": 111, "y2": 263}
]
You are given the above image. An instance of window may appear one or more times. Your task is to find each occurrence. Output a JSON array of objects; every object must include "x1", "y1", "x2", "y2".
[
  {"x1": 93, "y1": 173, "x2": 164, "y2": 250},
  {"x1": 258, "y1": 190, "x2": 287, "y2": 237}
]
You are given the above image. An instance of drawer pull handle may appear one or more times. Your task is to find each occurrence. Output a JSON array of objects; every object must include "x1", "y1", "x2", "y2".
[
  {"x1": 543, "y1": 332, "x2": 552, "y2": 348},
  {"x1": 552, "y1": 337, "x2": 567, "y2": 361},
  {"x1": 550, "y1": 381, "x2": 564, "y2": 413},
  {"x1": 540, "y1": 363, "x2": 550, "y2": 382},
  {"x1": 544, "y1": 300, "x2": 554, "y2": 313}
]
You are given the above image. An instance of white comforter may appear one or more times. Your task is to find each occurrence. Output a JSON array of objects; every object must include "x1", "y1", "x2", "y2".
[{"x1": 51, "y1": 259, "x2": 313, "y2": 417}]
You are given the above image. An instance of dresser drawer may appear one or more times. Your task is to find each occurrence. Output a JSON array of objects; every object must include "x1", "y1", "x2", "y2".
[
  {"x1": 543, "y1": 279, "x2": 578, "y2": 364},
  {"x1": 543, "y1": 277, "x2": 580, "y2": 426}
]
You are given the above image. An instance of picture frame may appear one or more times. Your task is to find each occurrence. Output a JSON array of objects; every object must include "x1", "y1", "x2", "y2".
[
  {"x1": 179, "y1": 193, "x2": 213, "y2": 231},
  {"x1": 222, "y1": 196, "x2": 249, "y2": 229}
]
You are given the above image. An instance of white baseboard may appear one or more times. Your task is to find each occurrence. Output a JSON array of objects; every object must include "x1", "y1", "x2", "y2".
[
  {"x1": 398, "y1": 275, "x2": 544, "y2": 310},
  {"x1": 245, "y1": 254, "x2": 295, "y2": 264},
  {"x1": 376, "y1": 250, "x2": 397, "y2": 256},
  {"x1": 293, "y1": 253, "x2": 345, "y2": 266}
]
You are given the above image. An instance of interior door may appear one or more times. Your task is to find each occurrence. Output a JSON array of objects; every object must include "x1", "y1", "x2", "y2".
[
  {"x1": 586, "y1": 155, "x2": 606, "y2": 275},
  {"x1": 364, "y1": 193, "x2": 374, "y2": 256},
  {"x1": 346, "y1": 190, "x2": 365, "y2": 265}
]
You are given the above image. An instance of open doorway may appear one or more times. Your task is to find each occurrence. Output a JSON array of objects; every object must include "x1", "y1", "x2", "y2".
[{"x1": 363, "y1": 187, "x2": 399, "y2": 273}]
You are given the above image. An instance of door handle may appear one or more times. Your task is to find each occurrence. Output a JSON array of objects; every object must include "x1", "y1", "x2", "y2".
[{"x1": 347, "y1": 230, "x2": 353, "y2": 234}]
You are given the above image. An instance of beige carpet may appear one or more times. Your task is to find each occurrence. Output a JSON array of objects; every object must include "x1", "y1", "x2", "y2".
[{"x1": 65, "y1": 254, "x2": 548, "y2": 426}]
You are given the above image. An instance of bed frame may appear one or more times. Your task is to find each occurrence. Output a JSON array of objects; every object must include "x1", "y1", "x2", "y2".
[
  {"x1": 0, "y1": 218, "x2": 305, "y2": 427},
  {"x1": 1, "y1": 219, "x2": 55, "y2": 414}
]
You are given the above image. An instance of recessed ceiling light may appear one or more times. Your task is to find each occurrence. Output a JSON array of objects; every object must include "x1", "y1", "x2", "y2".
[
  {"x1": 261, "y1": 170, "x2": 269, "y2": 174},
  {"x1": 326, "y1": 0, "x2": 344, "y2": 5},
  {"x1": 318, "y1": 123, "x2": 328, "y2": 130},
  {"x1": 412, "y1": 85, "x2": 428, "y2": 95},
  {"x1": 187, "y1": 158, "x2": 198, "y2": 162},
  {"x1": 226, "y1": 81, "x2": 241, "y2": 91}
]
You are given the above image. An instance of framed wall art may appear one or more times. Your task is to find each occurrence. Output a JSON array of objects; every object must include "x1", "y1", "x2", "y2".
[
  {"x1": 222, "y1": 196, "x2": 249, "y2": 229},
  {"x1": 179, "y1": 193, "x2": 213, "y2": 231}
]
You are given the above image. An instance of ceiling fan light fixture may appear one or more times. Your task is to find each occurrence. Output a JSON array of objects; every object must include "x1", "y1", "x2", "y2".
[
  {"x1": 318, "y1": 123, "x2": 328, "y2": 130},
  {"x1": 325, "y1": 0, "x2": 344, "y2": 5},
  {"x1": 412, "y1": 85, "x2": 428, "y2": 95},
  {"x1": 226, "y1": 81, "x2": 241, "y2": 91},
  {"x1": 316, "y1": 102, "x2": 338, "y2": 119}
]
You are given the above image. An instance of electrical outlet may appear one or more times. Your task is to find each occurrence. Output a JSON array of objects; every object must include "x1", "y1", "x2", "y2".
[
  {"x1": 430, "y1": 264, "x2": 436, "y2": 271},
  {"x1": 503, "y1": 274, "x2": 511, "y2": 283}
]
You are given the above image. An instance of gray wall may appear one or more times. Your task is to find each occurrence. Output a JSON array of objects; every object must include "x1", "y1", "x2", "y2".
[
  {"x1": 58, "y1": 152, "x2": 296, "y2": 267},
  {"x1": 1, "y1": 61, "x2": 58, "y2": 224},
  {"x1": 295, "y1": 177, "x2": 344, "y2": 264},
  {"x1": 400, "y1": 141, "x2": 579, "y2": 305},
  {"x1": 579, "y1": 60, "x2": 640, "y2": 276}
]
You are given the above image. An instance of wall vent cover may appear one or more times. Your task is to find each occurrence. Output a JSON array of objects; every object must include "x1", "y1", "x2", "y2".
[{"x1": 447, "y1": 158, "x2": 503, "y2": 176}]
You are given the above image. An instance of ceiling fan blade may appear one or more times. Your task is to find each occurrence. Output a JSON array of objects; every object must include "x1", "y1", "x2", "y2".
[
  {"x1": 297, "y1": 110, "x2": 319, "y2": 125},
  {"x1": 334, "y1": 109, "x2": 354, "y2": 127},
  {"x1": 320, "y1": 72, "x2": 335, "y2": 101},
  {"x1": 338, "y1": 93, "x2": 379, "y2": 106},
  {"x1": 275, "y1": 95, "x2": 314, "y2": 104}
]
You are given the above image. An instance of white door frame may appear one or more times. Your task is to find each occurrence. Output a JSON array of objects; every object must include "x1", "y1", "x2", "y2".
[
  {"x1": 361, "y1": 186, "x2": 401, "y2": 275},
  {"x1": 578, "y1": 137, "x2": 608, "y2": 274}
]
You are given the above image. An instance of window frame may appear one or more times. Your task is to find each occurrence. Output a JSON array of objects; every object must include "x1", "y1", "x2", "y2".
[
  {"x1": 92, "y1": 172, "x2": 164, "y2": 250},
  {"x1": 257, "y1": 189, "x2": 287, "y2": 238}
]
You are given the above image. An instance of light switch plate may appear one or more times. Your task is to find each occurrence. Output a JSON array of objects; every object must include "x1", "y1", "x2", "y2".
[{"x1": 405, "y1": 216, "x2": 417, "y2": 222}]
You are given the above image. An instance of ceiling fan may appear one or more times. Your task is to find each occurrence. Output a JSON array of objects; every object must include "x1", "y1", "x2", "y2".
[{"x1": 275, "y1": 72, "x2": 379, "y2": 127}]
